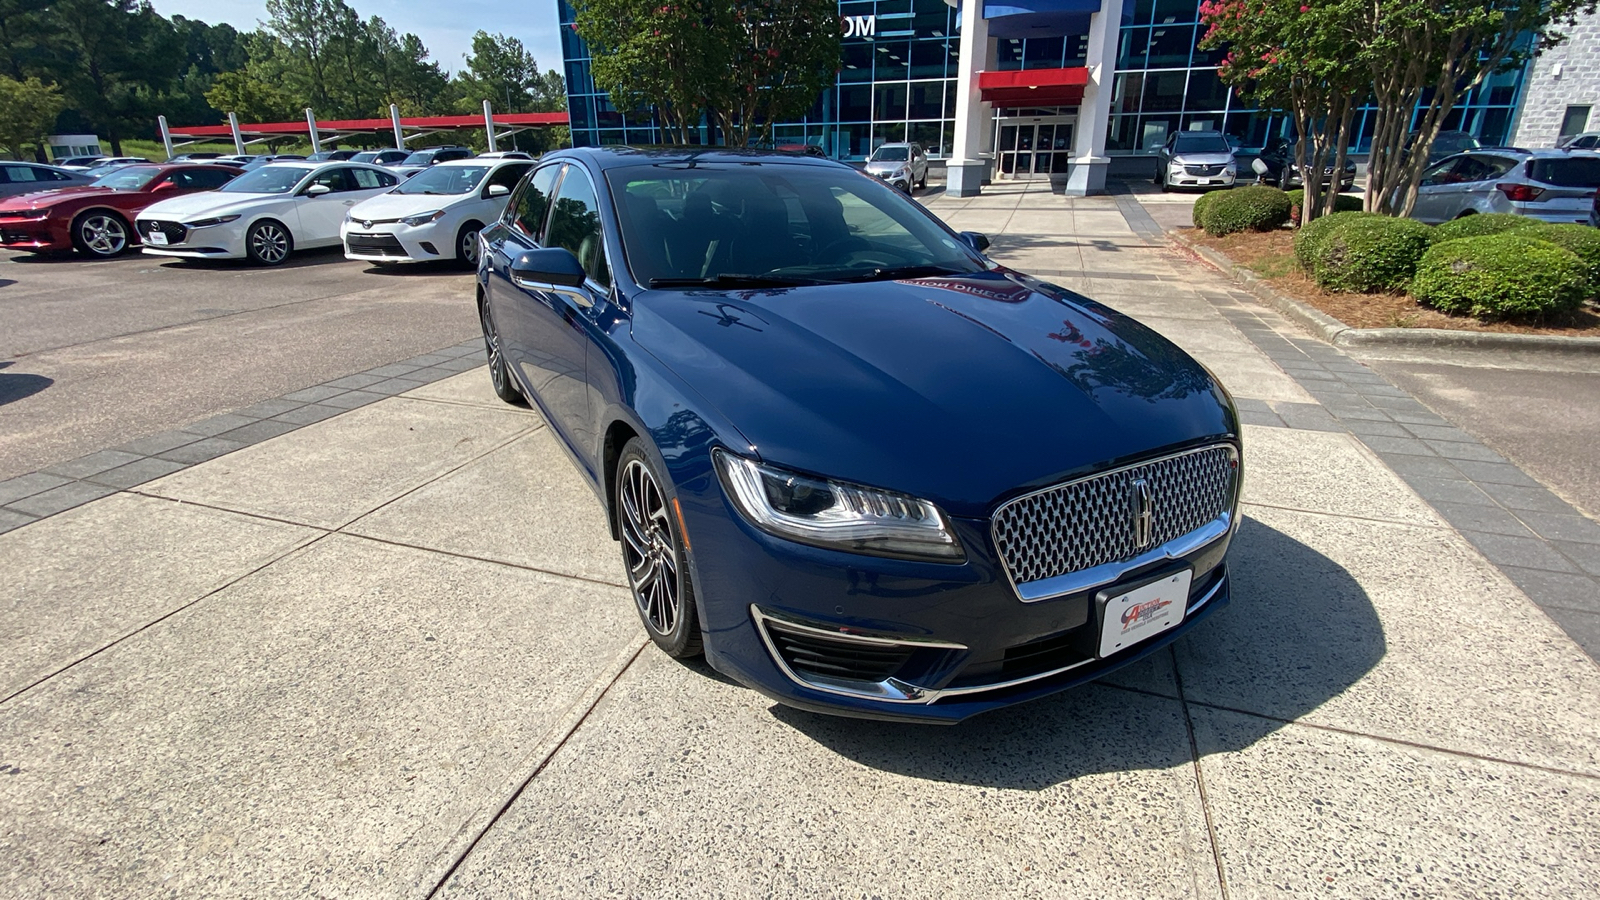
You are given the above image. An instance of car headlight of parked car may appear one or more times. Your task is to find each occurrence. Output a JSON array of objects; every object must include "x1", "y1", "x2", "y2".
[
  {"x1": 713, "y1": 449, "x2": 964, "y2": 562},
  {"x1": 400, "y1": 210, "x2": 445, "y2": 227},
  {"x1": 2, "y1": 208, "x2": 51, "y2": 219},
  {"x1": 185, "y1": 215, "x2": 240, "y2": 228}
]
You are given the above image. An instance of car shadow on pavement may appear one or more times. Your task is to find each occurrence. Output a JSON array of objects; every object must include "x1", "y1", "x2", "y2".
[
  {"x1": 360, "y1": 261, "x2": 471, "y2": 278},
  {"x1": 0, "y1": 361, "x2": 51, "y2": 406},
  {"x1": 155, "y1": 246, "x2": 352, "y2": 271},
  {"x1": 771, "y1": 517, "x2": 1384, "y2": 789}
]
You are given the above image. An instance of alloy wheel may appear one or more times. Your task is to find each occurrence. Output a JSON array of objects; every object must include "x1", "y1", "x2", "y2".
[
  {"x1": 250, "y1": 223, "x2": 289, "y2": 264},
  {"x1": 619, "y1": 458, "x2": 679, "y2": 635},
  {"x1": 481, "y1": 302, "x2": 505, "y2": 394},
  {"x1": 80, "y1": 215, "x2": 127, "y2": 256}
]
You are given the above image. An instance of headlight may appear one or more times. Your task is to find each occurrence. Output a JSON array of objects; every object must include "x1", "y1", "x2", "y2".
[
  {"x1": 892, "y1": 168, "x2": 908, "y2": 179},
  {"x1": 1224, "y1": 162, "x2": 1237, "y2": 172},
  {"x1": 1, "y1": 208, "x2": 50, "y2": 219},
  {"x1": 400, "y1": 210, "x2": 445, "y2": 227},
  {"x1": 713, "y1": 450, "x2": 964, "y2": 562},
  {"x1": 185, "y1": 215, "x2": 240, "y2": 228}
]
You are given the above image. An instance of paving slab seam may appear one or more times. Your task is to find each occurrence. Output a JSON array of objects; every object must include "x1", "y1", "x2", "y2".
[
  {"x1": 0, "y1": 529, "x2": 333, "y2": 707},
  {"x1": 0, "y1": 338, "x2": 489, "y2": 534},
  {"x1": 1171, "y1": 647, "x2": 1233, "y2": 900},
  {"x1": 1103, "y1": 681, "x2": 1600, "y2": 782},
  {"x1": 1201, "y1": 293, "x2": 1600, "y2": 662},
  {"x1": 1240, "y1": 499, "x2": 1449, "y2": 531},
  {"x1": 425, "y1": 638, "x2": 650, "y2": 898}
]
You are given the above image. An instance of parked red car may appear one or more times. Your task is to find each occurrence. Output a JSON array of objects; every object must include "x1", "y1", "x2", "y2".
[{"x1": 0, "y1": 164, "x2": 238, "y2": 258}]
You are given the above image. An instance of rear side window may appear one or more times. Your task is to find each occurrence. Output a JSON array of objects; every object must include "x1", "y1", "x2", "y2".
[
  {"x1": 2, "y1": 165, "x2": 42, "y2": 183},
  {"x1": 1528, "y1": 157, "x2": 1600, "y2": 187},
  {"x1": 511, "y1": 163, "x2": 562, "y2": 238}
]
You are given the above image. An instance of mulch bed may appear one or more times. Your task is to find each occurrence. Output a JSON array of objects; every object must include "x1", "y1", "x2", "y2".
[{"x1": 1187, "y1": 228, "x2": 1600, "y2": 337}]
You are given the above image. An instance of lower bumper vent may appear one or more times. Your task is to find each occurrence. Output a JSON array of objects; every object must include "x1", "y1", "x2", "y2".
[{"x1": 765, "y1": 622, "x2": 914, "y2": 683}]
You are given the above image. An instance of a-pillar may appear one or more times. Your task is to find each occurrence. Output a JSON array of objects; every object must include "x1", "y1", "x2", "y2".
[
  {"x1": 1064, "y1": 0, "x2": 1124, "y2": 195},
  {"x1": 947, "y1": 0, "x2": 996, "y2": 198}
]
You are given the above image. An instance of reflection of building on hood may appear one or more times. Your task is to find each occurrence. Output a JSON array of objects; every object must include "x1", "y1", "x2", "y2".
[{"x1": 917, "y1": 277, "x2": 1032, "y2": 304}]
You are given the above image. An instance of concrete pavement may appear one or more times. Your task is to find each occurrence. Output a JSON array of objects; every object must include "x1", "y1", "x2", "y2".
[{"x1": 1, "y1": 181, "x2": 1597, "y2": 898}]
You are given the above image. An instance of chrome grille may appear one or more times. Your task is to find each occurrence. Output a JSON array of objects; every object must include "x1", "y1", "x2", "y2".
[
  {"x1": 1184, "y1": 164, "x2": 1226, "y2": 176},
  {"x1": 992, "y1": 445, "x2": 1237, "y2": 588},
  {"x1": 140, "y1": 220, "x2": 188, "y2": 244}
]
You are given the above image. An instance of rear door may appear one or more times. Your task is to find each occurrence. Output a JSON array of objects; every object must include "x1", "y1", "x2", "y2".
[{"x1": 1412, "y1": 157, "x2": 1475, "y2": 223}]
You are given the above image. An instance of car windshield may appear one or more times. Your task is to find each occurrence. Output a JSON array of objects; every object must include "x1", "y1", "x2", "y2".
[
  {"x1": 607, "y1": 163, "x2": 985, "y2": 288},
  {"x1": 91, "y1": 165, "x2": 161, "y2": 190},
  {"x1": 397, "y1": 165, "x2": 490, "y2": 195},
  {"x1": 220, "y1": 166, "x2": 307, "y2": 194},
  {"x1": 1173, "y1": 134, "x2": 1231, "y2": 154},
  {"x1": 870, "y1": 146, "x2": 909, "y2": 162},
  {"x1": 400, "y1": 151, "x2": 436, "y2": 166},
  {"x1": 1529, "y1": 157, "x2": 1600, "y2": 186},
  {"x1": 1435, "y1": 133, "x2": 1480, "y2": 154}
]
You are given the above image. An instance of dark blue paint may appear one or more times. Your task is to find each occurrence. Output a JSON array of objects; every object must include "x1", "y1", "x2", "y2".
[{"x1": 480, "y1": 147, "x2": 1240, "y2": 723}]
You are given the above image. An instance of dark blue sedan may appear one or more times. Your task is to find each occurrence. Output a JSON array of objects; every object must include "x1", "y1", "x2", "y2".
[{"x1": 477, "y1": 148, "x2": 1241, "y2": 723}]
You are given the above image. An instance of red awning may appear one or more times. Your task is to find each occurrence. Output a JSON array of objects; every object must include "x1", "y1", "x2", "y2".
[
  {"x1": 978, "y1": 68, "x2": 1089, "y2": 107},
  {"x1": 167, "y1": 112, "x2": 569, "y2": 138}
]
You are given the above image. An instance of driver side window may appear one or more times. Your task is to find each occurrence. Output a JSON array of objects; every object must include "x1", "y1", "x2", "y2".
[
  {"x1": 306, "y1": 168, "x2": 351, "y2": 193},
  {"x1": 544, "y1": 167, "x2": 610, "y2": 288}
]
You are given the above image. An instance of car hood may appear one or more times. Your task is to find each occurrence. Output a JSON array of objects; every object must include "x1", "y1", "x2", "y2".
[
  {"x1": 865, "y1": 160, "x2": 910, "y2": 174},
  {"x1": 1171, "y1": 152, "x2": 1235, "y2": 165},
  {"x1": 0, "y1": 185, "x2": 118, "y2": 210},
  {"x1": 630, "y1": 270, "x2": 1236, "y2": 517},
  {"x1": 137, "y1": 192, "x2": 278, "y2": 221},
  {"x1": 347, "y1": 190, "x2": 456, "y2": 221}
]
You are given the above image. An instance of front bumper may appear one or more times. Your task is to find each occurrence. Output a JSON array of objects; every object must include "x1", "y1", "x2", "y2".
[
  {"x1": 870, "y1": 171, "x2": 913, "y2": 191},
  {"x1": 341, "y1": 221, "x2": 448, "y2": 263},
  {"x1": 135, "y1": 219, "x2": 247, "y2": 259},
  {"x1": 0, "y1": 218, "x2": 70, "y2": 252},
  {"x1": 1166, "y1": 168, "x2": 1236, "y2": 188},
  {"x1": 686, "y1": 485, "x2": 1235, "y2": 724}
]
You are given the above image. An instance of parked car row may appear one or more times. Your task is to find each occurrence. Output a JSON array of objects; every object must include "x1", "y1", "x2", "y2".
[{"x1": 0, "y1": 153, "x2": 537, "y2": 266}]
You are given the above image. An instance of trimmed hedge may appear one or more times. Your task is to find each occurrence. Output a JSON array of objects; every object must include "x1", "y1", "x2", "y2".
[
  {"x1": 1432, "y1": 212, "x2": 1538, "y2": 241},
  {"x1": 1308, "y1": 215, "x2": 1437, "y2": 293},
  {"x1": 1192, "y1": 189, "x2": 1223, "y2": 230},
  {"x1": 1412, "y1": 233, "x2": 1588, "y2": 319},
  {"x1": 1202, "y1": 185, "x2": 1292, "y2": 236},
  {"x1": 1293, "y1": 210, "x2": 1379, "y2": 270},
  {"x1": 1286, "y1": 190, "x2": 1364, "y2": 220},
  {"x1": 1523, "y1": 223, "x2": 1600, "y2": 293}
]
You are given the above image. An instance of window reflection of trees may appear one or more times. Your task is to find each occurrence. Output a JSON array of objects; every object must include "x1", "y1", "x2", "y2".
[
  {"x1": 546, "y1": 197, "x2": 604, "y2": 274},
  {"x1": 1036, "y1": 330, "x2": 1214, "y2": 403}
]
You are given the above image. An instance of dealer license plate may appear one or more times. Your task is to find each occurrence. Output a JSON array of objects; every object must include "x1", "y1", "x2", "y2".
[
  {"x1": 1197, "y1": 178, "x2": 1212, "y2": 185},
  {"x1": 147, "y1": 231, "x2": 167, "y2": 245},
  {"x1": 1099, "y1": 569, "x2": 1191, "y2": 657}
]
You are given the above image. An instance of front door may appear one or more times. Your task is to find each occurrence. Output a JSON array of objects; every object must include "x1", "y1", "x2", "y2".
[{"x1": 996, "y1": 118, "x2": 1077, "y2": 179}]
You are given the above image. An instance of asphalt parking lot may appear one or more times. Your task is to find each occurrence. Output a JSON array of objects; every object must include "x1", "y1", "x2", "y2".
[
  {"x1": 2, "y1": 183, "x2": 1597, "y2": 897},
  {"x1": 0, "y1": 247, "x2": 477, "y2": 480}
]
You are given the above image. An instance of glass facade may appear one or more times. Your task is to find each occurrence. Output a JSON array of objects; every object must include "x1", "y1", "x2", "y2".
[{"x1": 558, "y1": 0, "x2": 1532, "y2": 160}]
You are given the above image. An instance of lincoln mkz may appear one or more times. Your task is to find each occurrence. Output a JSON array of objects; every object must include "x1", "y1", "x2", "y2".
[{"x1": 478, "y1": 148, "x2": 1241, "y2": 723}]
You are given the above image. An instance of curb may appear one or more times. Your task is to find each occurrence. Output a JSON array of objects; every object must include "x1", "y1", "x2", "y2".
[{"x1": 1169, "y1": 229, "x2": 1600, "y2": 357}]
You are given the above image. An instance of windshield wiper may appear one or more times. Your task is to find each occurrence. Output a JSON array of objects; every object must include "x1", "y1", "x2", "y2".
[
  {"x1": 839, "y1": 264, "x2": 974, "y2": 283},
  {"x1": 648, "y1": 273, "x2": 838, "y2": 289}
]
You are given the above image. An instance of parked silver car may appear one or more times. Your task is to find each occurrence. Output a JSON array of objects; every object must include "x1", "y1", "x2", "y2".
[
  {"x1": 0, "y1": 162, "x2": 94, "y2": 199},
  {"x1": 1155, "y1": 131, "x2": 1237, "y2": 191},
  {"x1": 1410, "y1": 148, "x2": 1600, "y2": 225},
  {"x1": 864, "y1": 142, "x2": 928, "y2": 192}
]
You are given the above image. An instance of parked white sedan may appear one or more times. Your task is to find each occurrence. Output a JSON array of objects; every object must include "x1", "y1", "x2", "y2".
[
  {"x1": 341, "y1": 158, "x2": 534, "y2": 267},
  {"x1": 136, "y1": 162, "x2": 400, "y2": 266}
]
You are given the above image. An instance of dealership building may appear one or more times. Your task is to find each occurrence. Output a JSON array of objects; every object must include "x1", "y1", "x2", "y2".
[{"x1": 558, "y1": 0, "x2": 1536, "y2": 195}]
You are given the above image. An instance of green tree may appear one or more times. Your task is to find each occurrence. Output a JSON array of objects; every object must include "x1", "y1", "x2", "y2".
[
  {"x1": 572, "y1": 0, "x2": 717, "y2": 143},
  {"x1": 703, "y1": 0, "x2": 839, "y2": 147},
  {"x1": 52, "y1": 0, "x2": 185, "y2": 153},
  {"x1": 0, "y1": 74, "x2": 64, "y2": 158},
  {"x1": 454, "y1": 31, "x2": 548, "y2": 113},
  {"x1": 1200, "y1": 0, "x2": 1365, "y2": 223}
]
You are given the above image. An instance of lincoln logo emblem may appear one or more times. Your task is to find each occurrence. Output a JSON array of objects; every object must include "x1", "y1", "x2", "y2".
[{"x1": 1131, "y1": 478, "x2": 1154, "y2": 549}]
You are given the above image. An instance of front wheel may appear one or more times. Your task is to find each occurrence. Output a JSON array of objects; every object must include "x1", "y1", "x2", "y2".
[
  {"x1": 73, "y1": 212, "x2": 130, "y2": 258},
  {"x1": 617, "y1": 439, "x2": 702, "y2": 658},
  {"x1": 455, "y1": 221, "x2": 482, "y2": 270},
  {"x1": 245, "y1": 220, "x2": 292, "y2": 266}
]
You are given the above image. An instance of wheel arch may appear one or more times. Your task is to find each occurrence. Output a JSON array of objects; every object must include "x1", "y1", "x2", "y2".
[{"x1": 601, "y1": 418, "x2": 641, "y2": 540}]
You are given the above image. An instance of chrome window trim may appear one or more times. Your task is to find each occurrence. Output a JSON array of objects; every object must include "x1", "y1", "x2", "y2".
[{"x1": 990, "y1": 443, "x2": 1239, "y2": 603}]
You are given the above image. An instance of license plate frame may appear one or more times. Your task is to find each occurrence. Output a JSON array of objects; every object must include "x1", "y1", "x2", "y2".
[{"x1": 1098, "y1": 569, "x2": 1192, "y2": 658}]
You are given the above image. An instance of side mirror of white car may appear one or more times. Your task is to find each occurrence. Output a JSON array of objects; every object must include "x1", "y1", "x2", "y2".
[
  {"x1": 304, "y1": 183, "x2": 332, "y2": 197},
  {"x1": 487, "y1": 184, "x2": 511, "y2": 198}
]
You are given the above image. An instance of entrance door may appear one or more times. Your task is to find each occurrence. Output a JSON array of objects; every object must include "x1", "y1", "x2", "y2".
[{"x1": 996, "y1": 118, "x2": 1076, "y2": 178}]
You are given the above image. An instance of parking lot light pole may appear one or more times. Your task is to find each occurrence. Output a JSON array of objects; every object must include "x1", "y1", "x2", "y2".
[
  {"x1": 483, "y1": 100, "x2": 498, "y2": 153},
  {"x1": 158, "y1": 115, "x2": 175, "y2": 159},
  {"x1": 305, "y1": 108, "x2": 322, "y2": 153},
  {"x1": 390, "y1": 104, "x2": 405, "y2": 150},
  {"x1": 228, "y1": 113, "x2": 245, "y2": 156}
]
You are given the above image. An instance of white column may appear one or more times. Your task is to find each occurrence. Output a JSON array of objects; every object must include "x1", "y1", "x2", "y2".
[
  {"x1": 157, "y1": 115, "x2": 174, "y2": 159},
  {"x1": 482, "y1": 100, "x2": 498, "y2": 153},
  {"x1": 305, "y1": 108, "x2": 322, "y2": 153},
  {"x1": 227, "y1": 113, "x2": 245, "y2": 155},
  {"x1": 390, "y1": 104, "x2": 405, "y2": 150},
  {"x1": 947, "y1": 0, "x2": 995, "y2": 197},
  {"x1": 1065, "y1": 0, "x2": 1124, "y2": 195}
]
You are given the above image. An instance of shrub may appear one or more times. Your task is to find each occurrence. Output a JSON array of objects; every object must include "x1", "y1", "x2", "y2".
[
  {"x1": 1522, "y1": 223, "x2": 1600, "y2": 293},
  {"x1": 1431, "y1": 212, "x2": 1538, "y2": 241},
  {"x1": 1286, "y1": 190, "x2": 1364, "y2": 224},
  {"x1": 1192, "y1": 189, "x2": 1223, "y2": 230},
  {"x1": 1412, "y1": 233, "x2": 1589, "y2": 319},
  {"x1": 1202, "y1": 185, "x2": 1293, "y2": 236},
  {"x1": 1293, "y1": 210, "x2": 1378, "y2": 270},
  {"x1": 1308, "y1": 215, "x2": 1437, "y2": 293}
]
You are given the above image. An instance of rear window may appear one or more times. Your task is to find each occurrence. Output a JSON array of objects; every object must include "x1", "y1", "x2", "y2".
[{"x1": 1528, "y1": 157, "x2": 1600, "y2": 187}]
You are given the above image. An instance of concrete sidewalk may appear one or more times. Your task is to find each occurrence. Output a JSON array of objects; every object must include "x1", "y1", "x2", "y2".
[{"x1": 2, "y1": 181, "x2": 1597, "y2": 898}]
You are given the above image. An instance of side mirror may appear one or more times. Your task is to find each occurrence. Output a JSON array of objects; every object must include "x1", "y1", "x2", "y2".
[
  {"x1": 487, "y1": 183, "x2": 511, "y2": 198},
  {"x1": 1251, "y1": 158, "x2": 1270, "y2": 176},
  {"x1": 511, "y1": 247, "x2": 588, "y2": 289},
  {"x1": 304, "y1": 183, "x2": 332, "y2": 197},
  {"x1": 958, "y1": 231, "x2": 991, "y2": 254}
]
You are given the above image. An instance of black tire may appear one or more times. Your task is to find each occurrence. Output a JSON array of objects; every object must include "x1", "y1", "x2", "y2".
[
  {"x1": 916, "y1": 172, "x2": 927, "y2": 189},
  {"x1": 616, "y1": 438, "x2": 702, "y2": 658},
  {"x1": 455, "y1": 220, "x2": 483, "y2": 270},
  {"x1": 1279, "y1": 168, "x2": 1294, "y2": 190},
  {"x1": 71, "y1": 210, "x2": 131, "y2": 258},
  {"x1": 245, "y1": 219, "x2": 293, "y2": 266},
  {"x1": 478, "y1": 297, "x2": 522, "y2": 403}
]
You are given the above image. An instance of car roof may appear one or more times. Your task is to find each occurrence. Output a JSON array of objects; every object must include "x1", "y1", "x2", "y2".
[{"x1": 549, "y1": 146, "x2": 844, "y2": 172}]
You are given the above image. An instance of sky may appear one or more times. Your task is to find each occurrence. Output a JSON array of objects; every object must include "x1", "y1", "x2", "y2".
[{"x1": 151, "y1": 0, "x2": 567, "y2": 79}]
